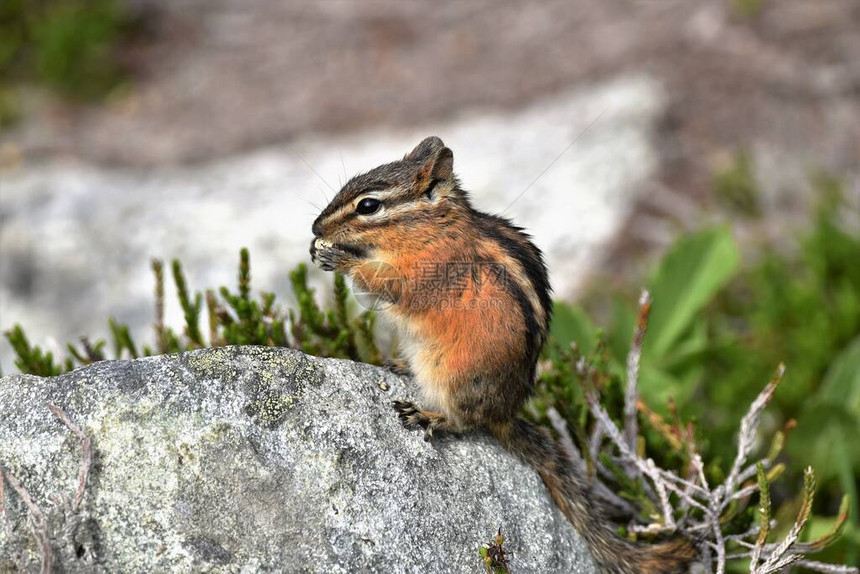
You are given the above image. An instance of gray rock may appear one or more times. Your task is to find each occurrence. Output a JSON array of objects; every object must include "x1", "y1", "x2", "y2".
[{"x1": 0, "y1": 346, "x2": 596, "y2": 573}]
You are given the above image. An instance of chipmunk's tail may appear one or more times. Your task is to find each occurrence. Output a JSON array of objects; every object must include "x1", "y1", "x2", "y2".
[{"x1": 489, "y1": 418, "x2": 697, "y2": 574}]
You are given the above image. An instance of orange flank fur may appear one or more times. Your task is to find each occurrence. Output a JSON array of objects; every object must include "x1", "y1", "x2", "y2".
[{"x1": 355, "y1": 233, "x2": 526, "y2": 416}]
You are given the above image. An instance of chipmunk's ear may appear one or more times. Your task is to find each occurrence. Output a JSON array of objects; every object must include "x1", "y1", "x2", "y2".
[
  {"x1": 409, "y1": 137, "x2": 454, "y2": 198},
  {"x1": 405, "y1": 136, "x2": 446, "y2": 162}
]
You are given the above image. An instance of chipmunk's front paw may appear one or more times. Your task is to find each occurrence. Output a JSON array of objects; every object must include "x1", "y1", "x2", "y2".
[{"x1": 310, "y1": 238, "x2": 345, "y2": 271}]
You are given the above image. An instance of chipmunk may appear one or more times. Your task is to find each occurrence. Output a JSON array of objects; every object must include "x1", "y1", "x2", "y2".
[{"x1": 310, "y1": 137, "x2": 696, "y2": 574}]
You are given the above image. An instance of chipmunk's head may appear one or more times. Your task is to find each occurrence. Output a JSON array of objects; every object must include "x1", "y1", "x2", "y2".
[{"x1": 310, "y1": 136, "x2": 467, "y2": 271}]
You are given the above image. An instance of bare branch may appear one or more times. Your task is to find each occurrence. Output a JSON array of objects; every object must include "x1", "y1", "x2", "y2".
[
  {"x1": 725, "y1": 365, "x2": 784, "y2": 498},
  {"x1": 588, "y1": 421, "x2": 605, "y2": 463},
  {"x1": 711, "y1": 500, "x2": 727, "y2": 574},
  {"x1": 725, "y1": 524, "x2": 764, "y2": 544},
  {"x1": 547, "y1": 407, "x2": 637, "y2": 518},
  {"x1": 731, "y1": 482, "x2": 761, "y2": 503},
  {"x1": 1, "y1": 470, "x2": 45, "y2": 530},
  {"x1": 629, "y1": 522, "x2": 676, "y2": 536},
  {"x1": 0, "y1": 405, "x2": 94, "y2": 571},
  {"x1": 547, "y1": 407, "x2": 586, "y2": 472},
  {"x1": 646, "y1": 458, "x2": 675, "y2": 529},
  {"x1": 624, "y1": 290, "x2": 650, "y2": 452},
  {"x1": 658, "y1": 466, "x2": 709, "y2": 498},
  {"x1": 737, "y1": 458, "x2": 772, "y2": 485},
  {"x1": 588, "y1": 397, "x2": 684, "y2": 526}
]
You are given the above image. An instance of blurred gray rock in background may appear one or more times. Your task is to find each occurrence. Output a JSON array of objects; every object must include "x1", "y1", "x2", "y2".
[
  {"x1": 2, "y1": 0, "x2": 858, "y2": 371},
  {"x1": 0, "y1": 76, "x2": 663, "y2": 372},
  {"x1": 0, "y1": 346, "x2": 596, "y2": 573}
]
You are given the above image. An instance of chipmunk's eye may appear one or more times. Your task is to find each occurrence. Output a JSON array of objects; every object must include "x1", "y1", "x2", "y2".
[{"x1": 356, "y1": 198, "x2": 382, "y2": 215}]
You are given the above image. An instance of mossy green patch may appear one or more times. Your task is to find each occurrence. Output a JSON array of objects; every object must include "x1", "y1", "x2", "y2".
[{"x1": 244, "y1": 390, "x2": 296, "y2": 428}]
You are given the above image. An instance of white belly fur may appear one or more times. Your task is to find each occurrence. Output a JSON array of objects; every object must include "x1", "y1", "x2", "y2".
[{"x1": 381, "y1": 311, "x2": 452, "y2": 415}]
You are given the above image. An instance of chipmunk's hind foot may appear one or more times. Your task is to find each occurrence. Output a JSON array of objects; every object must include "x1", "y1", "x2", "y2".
[{"x1": 392, "y1": 400, "x2": 452, "y2": 441}]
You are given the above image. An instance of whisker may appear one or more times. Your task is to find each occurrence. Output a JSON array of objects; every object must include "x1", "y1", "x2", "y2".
[
  {"x1": 287, "y1": 143, "x2": 335, "y2": 198},
  {"x1": 340, "y1": 153, "x2": 348, "y2": 181},
  {"x1": 303, "y1": 198, "x2": 323, "y2": 212},
  {"x1": 316, "y1": 184, "x2": 331, "y2": 205}
]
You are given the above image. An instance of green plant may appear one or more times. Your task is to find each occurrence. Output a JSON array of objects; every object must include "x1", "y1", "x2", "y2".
[
  {"x1": 4, "y1": 248, "x2": 382, "y2": 375},
  {"x1": 479, "y1": 529, "x2": 511, "y2": 574},
  {"x1": 547, "y1": 175, "x2": 860, "y2": 567},
  {"x1": 707, "y1": 176, "x2": 860, "y2": 568},
  {"x1": 0, "y1": 0, "x2": 137, "y2": 114},
  {"x1": 733, "y1": 0, "x2": 766, "y2": 19},
  {"x1": 0, "y1": 86, "x2": 20, "y2": 128},
  {"x1": 30, "y1": 0, "x2": 125, "y2": 98},
  {"x1": 714, "y1": 150, "x2": 762, "y2": 217}
]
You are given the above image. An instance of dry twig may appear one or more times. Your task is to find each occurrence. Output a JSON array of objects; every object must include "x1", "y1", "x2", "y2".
[{"x1": 623, "y1": 291, "x2": 650, "y2": 452}]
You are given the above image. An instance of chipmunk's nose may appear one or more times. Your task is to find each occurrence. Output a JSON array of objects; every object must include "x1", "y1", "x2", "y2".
[{"x1": 312, "y1": 218, "x2": 323, "y2": 237}]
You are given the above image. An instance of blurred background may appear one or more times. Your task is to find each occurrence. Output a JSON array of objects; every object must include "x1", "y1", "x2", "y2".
[{"x1": 1, "y1": 0, "x2": 858, "y2": 567}]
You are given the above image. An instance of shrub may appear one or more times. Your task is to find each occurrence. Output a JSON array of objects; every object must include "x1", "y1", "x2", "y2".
[
  {"x1": 548, "y1": 173, "x2": 860, "y2": 568},
  {"x1": 4, "y1": 248, "x2": 381, "y2": 376},
  {"x1": 0, "y1": 0, "x2": 140, "y2": 125}
]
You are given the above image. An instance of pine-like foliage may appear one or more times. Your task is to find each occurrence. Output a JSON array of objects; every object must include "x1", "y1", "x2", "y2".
[{"x1": 3, "y1": 248, "x2": 381, "y2": 375}]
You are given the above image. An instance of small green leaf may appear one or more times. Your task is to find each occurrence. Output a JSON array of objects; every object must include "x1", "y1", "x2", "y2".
[
  {"x1": 647, "y1": 226, "x2": 740, "y2": 358},
  {"x1": 818, "y1": 335, "x2": 860, "y2": 413},
  {"x1": 549, "y1": 302, "x2": 597, "y2": 355}
]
